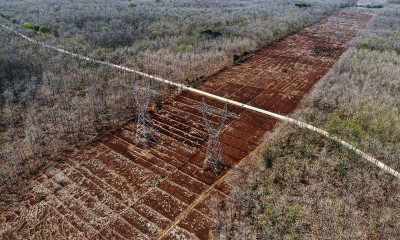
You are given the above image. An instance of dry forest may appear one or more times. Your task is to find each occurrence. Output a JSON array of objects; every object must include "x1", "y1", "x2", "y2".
[{"x1": 0, "y1": 0, "x2": 399, "y2": 239}]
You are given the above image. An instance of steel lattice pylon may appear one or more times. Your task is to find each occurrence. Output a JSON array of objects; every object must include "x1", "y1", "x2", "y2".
[
  {"x1": 198, "y1": 98, "x2": 233, "y2": 174},
  {"x1": 129, "y1": 82, "x2": 159, "y2": 146}
]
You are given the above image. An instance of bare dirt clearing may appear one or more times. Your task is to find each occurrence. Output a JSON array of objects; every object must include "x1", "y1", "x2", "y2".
[{"x1": 0, "y1": 9, "x2": 373, "y2": 240}]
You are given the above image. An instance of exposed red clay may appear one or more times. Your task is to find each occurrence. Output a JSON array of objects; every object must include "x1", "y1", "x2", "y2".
[{"x1": 0, "y1": 9, "x2": 373, "y2": 240}]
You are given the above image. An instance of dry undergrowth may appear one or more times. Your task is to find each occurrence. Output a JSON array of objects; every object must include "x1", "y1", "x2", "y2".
[{"x1": 214, "y1": 4, "x2": 400, "y2": 239}]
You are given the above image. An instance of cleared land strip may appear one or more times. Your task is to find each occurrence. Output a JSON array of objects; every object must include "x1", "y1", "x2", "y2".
[
  {"x1": 1, "y1": 13, "x2": 397, "y2": 179},
  {"x1": 1, "y1": 8, "x2": 399, "y2": 240}
]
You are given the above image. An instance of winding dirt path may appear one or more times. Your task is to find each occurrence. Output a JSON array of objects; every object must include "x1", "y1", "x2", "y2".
[{"x1": 1, "y1": 8, "x2": 394, "y2": 240}]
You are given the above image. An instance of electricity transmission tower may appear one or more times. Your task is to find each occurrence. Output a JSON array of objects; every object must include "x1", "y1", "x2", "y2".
[
  {"x1": 198, "y1": 98, "x2": 233, "y2": 174},
  {"x1": 129, "y1": 82, "x2": 159, "y2": 147}
]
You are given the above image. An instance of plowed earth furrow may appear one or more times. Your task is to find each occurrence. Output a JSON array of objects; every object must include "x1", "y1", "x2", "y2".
[{"x1": 1, "y1": 9, "x2": 373, "y2": 240}]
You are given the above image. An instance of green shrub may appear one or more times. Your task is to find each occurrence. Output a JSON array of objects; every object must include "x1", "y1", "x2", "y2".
[
  {"x1": 230, "y1": 33, "x2": 239, "y2": 39},
  {"x1": 200, "y1": 29, "x2": 213, "y2": 35},
  {"x1": 39, "y1": 25, "x2": 51, "y2": 33},
  {"x1": 300, "y1": 163, "x2": 308, "y2": 184},
  {"x1": 299, "y1": 143, "x2": 309, "y2": 156},
  {"x1": 22, "y1": 22, "x2": 35, "y2": 29},
  {"x1": 263, "y1": 152, "x2": 274, "y2": 168},
  {"x1": 335, "y1": 156, "x2": 349, "y2": 177},
  {"x1": 156, "y1": 99, "x2": 163, "y2": 110},
  {"x1": 34, "y1": 193, "x2": 46, "y2": 202},
  {"x1": 360, "y1": 42, "x2": 370, "y2": 49},
  {"x1": 233, "y1": 51, "x2": 251, "y2": 64},
  {"x1": 176, "y1": 43, "x2": 194, "y2": 52},
  {"x1": 151, "y1": 30, "x2": 160, "y2": 38},
  {"x1": 214, "y1": 21, "x2": 221, "y2": 28},
  {"x1": 295, "y1": 3, "x2": 312, "y2": 8},
  {"x1": 130, "y1": 2, "x2": 139, "y2": 8},
  {"x1": 242, "y1": 51, "x2": 250, "y2": 57},
  {"x1": 199, "y1": 29, "x2": 222, "y2": 38},
  {"x1": 287, "y1": 203, "x2": 302, "y2": 223},
  {"x1": 184, "y1": 76, "x2": 205, "y2": 87},
  {"x1": 365, "y1": 4, "x2": 384, "y2": 8},
  {"x1": 0, "y1": 12, "x2": 10, "y2": 20}
]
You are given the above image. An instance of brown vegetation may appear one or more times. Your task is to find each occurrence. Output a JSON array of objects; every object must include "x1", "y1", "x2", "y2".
[
  {"x1": 0, "y1": 0, "x2": 353, "y2": 81},
  {"x1": 213, "y1": 3, "x2": 400, "y2": 239},
  {"x1": 0, "y1": 7, "x2": 375, "y2": 239}
]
